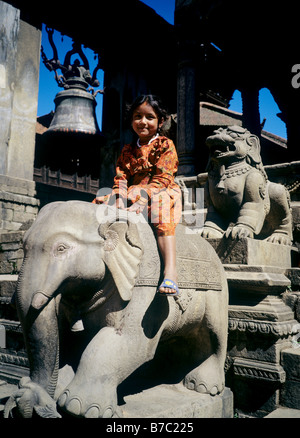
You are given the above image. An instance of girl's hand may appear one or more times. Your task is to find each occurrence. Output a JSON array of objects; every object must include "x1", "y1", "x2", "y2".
[
  {"x1": 127, "y1": 200, "x2": 147, "y2": 215},
  {"x1": 109, "y1": 195, "x2": 125, "y2": 209}
]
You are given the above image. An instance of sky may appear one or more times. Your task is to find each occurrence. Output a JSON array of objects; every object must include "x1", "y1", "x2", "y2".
[
  {"x1": 229, "y1": 89, "x2": 286, "y2": 139},
  {"x1": 141, "y1": 0, "x2": 175, "y2": 25},
  {"x1": 38, "y1": 0, "x2": 287, "y2": 139}
]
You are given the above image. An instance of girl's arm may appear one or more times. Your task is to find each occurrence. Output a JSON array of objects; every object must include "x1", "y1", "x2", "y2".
[{"x1": 111, "y1": 147, "x2": 131, "y2": 199}]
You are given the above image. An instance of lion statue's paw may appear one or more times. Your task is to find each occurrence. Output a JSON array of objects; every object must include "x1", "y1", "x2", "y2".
[{"x1": 266, "y1": 233, "x2": 291, "y2": 246}]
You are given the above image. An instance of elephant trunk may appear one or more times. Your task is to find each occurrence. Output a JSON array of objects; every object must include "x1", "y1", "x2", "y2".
[
  {"x1": 17, "y1": 254, "x2": 86, "y2": 336},
  {"x1": 16, "y1": 254, "x2": 66, "y2": 317},
  {"x1": 16, "y1": 258, "x2": 62, "y2": 398}
]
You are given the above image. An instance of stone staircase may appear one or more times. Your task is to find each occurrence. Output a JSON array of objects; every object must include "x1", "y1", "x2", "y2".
[
  {"x1": 0, "y1": 232, "x2": 29, "y2": 417},
  {"x1": 0, "y1": 232, "x2": 29, "y2": 387}
]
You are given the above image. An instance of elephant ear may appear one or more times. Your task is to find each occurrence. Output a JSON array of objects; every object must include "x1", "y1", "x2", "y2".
[
  {"x1": 246, "y1": 134, "x2": 262, "y2": 165},
  {"x1": 98, "y1": 219, "x2": 143, "y2": 301}
]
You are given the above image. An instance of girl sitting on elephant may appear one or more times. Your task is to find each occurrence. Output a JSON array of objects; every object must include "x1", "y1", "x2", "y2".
[{"x1": 93, "y1": 94, "x2": 182, "y2": 295}]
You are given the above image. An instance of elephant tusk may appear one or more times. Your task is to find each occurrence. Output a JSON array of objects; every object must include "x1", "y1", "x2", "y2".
[{"x1": 31, "y1": 292, "x2": 51, "y2": 310}]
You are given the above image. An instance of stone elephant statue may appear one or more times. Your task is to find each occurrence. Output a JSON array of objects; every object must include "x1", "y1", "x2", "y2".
[{"x1": 5, "y1": 201, "x2": 228, "y2": 418}]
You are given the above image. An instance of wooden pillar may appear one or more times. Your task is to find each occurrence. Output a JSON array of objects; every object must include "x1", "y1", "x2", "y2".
[
  {"x1": 242, "y1": 87, "x2": 261, "y2": 137},
  {"x1": 176, "y1": 42, "x2": 198, "y2": 176}
]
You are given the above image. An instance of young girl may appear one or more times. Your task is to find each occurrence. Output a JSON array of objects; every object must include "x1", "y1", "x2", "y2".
[{"x1": 93, "y1": 95, "x2": 182, "y2": 295}]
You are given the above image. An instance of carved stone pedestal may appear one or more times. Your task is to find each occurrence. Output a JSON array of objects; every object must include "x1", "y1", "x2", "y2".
[
  {"x1": 115, "y1": 384, "x2": 233, "y2": 418},
  {"x1": 208, "y1": 238, "x2": 299, "y2": 417}
]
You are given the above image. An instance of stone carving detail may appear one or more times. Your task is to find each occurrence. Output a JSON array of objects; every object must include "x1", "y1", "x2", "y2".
[
  {"x1": 201, "y1": 126, "x2": 292, "y2": 245},
  {"x1": 137, "y1": 225, "x2": 223, "y2": 291},
  {"x1": 233, "y1": 359, "x2": 286, "y2": 383},
  {"x1": 0, "y1": 352, "x2": 29, "y2": 368},
  {"x1": 228, "y1": 318, "x2": 299, "y2": 337},
  {"x1": 5, "y1": 201, "x2": 229, "y2": 418}
]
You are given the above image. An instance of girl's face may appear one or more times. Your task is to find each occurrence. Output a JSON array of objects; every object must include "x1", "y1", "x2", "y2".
[{"x1": 131, "y1": 102, "x2": 164, "y2": 144}]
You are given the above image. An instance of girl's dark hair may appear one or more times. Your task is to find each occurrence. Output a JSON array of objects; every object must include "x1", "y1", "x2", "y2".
[{"x1": 126, "y1": 94, "x2": 169, "y2": 126}]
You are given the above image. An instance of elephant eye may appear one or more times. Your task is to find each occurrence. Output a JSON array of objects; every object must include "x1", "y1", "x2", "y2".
[{"x1": 55, "y1": 243, "x2": 69, "y2": 253}]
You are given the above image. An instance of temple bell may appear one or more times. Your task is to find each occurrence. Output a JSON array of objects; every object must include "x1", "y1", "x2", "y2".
[{"x1": 41, "y1": 29, "x2": 103, "y2": 176}]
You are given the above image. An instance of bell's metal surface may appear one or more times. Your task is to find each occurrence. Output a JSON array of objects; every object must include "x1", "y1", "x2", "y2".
[
  {"x1": 47, "y1": 88, "x2": 100, "y2": 135},
  {"x1": 41, "y1": 27, "x2": 103, "y2": 136}
]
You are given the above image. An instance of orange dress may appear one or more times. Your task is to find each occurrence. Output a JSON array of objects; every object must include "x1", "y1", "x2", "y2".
[{"x1": 93, "y1": 136, "x2": 182, "y2": 236}]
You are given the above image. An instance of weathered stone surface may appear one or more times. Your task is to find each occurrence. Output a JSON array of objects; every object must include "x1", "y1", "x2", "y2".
[
  {"x1": 265, "y1": 407, "x2": 300, "y2": 418},
  {"x1": 0, "y1": 6, "x2": 40, "y2": 233},
  {"x1": 281, "y1": 348, "x2": 300, "y2": 381},
  {"x1": 116, "y1": 384, "x2": 233, "y2": 418},
  {"x1": 283, "y1": 287, "x2": 300, "y2": 323},
  {"x1": 0, "y1": 2, "x2": 20, "y2": 177},
  {"x1": 281, "y1": 346, "x2": 300, "y2": 410},
  {"x1": 6, "y1": 20, "x2": 41, "y2": 181},
  {"x1": 225, "y1": 266, "x2": 291, "y2": 294},
  {"x1": 0, "y1": 232, "x2": 24, "y2": 274},
  {"x1": 0, "y1": 274, "x2": 18, "y2": 297},
  {"x1": 285, "y1": 268, "x2": 300, "y2": 290},
  {"x1": 207, "y1": 233, "x2": 299, "y2": 415},
  {"x1": 0, "y1": 184, "x2": 39, "y2": 232},
  {"x1": 0, "y1": 175, "x2": 36, "y2": 198},
  {"x1": 233, "y1": 358, "x2": 286, "y2": 383},
  {"x1": 0, "y1": 381, "x2": 18, "y2": 416},
  {"x1": 208, "y1": 237, "x2": 292, "y2": 268}
]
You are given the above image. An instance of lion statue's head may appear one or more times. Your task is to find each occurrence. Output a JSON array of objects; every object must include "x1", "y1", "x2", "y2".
[{"x1": 206, "y1": 125, "x2": 262, "y2": 166}]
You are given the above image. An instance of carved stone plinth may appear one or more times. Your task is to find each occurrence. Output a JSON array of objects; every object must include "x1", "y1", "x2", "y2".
[
  {"x1": 116, "y1": 384, "x2": 233, "y2": 418},
  {"x1": 208, "y1": 238, "x2": 299, "y2": 416},
  {"x1": 208, "y1": 237, "x2": 292, "y2": 268}
]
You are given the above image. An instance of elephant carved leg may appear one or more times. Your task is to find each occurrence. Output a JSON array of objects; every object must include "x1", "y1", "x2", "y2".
[
  {"x1": 183, "y1": 291, "x2": 227, "y2": 396},
  {"x1": 58, "y1": 329, "x2": 121, "y2": 418},
  {"x1": 58, "y1": 382, "x2": 117, "y2": 418},
  {"x1": 58, "y1": 323, "x2": 158, "y2": 418},
  {"x1": 184, "y1": 353, "x2": 225, "y2": 396}
]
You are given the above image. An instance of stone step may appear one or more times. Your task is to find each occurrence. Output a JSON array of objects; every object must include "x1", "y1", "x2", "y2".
[
  {"x1": 0, "y1": 275, "x2": 26, "y2": 380},
  {"x1": 0, "y1": 275, "x2": 19, "y2": 321},
  {"x1": 208, "y1": 237, "x2": 293, "y2": 269},
  {"x1": 0, "y1": 274, "x2": 18, "y2": 297},
  {"x1": 281, "y1": 347, "x2": 300, "y2": 410},
  {"x1": 265, "y1": 407, "x2": 300, "y2": 418},
  {"x1": 117, "y1": 384, "x2": 233, "y2": 418}
]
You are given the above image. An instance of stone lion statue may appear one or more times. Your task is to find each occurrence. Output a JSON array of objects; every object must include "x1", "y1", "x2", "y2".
[{"x1": 201, "y1": 125, "x2": 292, "y2": 245}]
